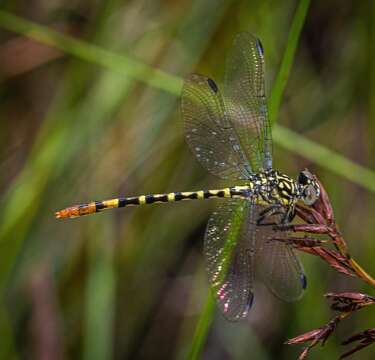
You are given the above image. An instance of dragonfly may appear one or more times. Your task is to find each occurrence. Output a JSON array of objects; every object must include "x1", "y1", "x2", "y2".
[{"x1": 56, "y1": 33, "x2": 320, "y2": 320}]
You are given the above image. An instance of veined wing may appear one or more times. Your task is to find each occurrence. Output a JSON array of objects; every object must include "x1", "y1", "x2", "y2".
[
  {"x1": 224, "y1": 32, "x2": 272, "y2": 171},
  {"x1": 254, "y1": 206, "x2": 306, "y2": 301},
  {"x1": 181, "y1": 74, "x2": 251, "y2": 180},
  {"x1": 205, "y1": 201, "x2": 305, "y2": 320},
  {"x1": 204, "y1": 199, "x2": 255, "y2": 320}
]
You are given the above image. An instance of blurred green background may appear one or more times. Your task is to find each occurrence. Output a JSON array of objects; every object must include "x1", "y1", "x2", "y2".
[{"x1": 0, "y1": 0, "x2": 374, "y2": 359}]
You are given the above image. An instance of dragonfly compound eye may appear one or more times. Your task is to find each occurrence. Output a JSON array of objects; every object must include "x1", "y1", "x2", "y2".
[
  {"x1": 297, "y1": 170, "x2": 320, "y2": 205},
  {"x1": 298, "y1": 170, "x2": 311, "y2": 185},
  {"x1": 302, "y1": 184, "x2": 319, "y2": 205}
]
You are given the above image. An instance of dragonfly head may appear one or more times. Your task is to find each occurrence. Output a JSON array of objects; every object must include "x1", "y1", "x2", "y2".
[{"x1": 297, "y1": 169, "x2": 320, "y2": 206}]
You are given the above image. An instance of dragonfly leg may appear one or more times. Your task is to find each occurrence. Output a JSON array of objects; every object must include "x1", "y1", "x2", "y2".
[
  {"x1": 256, "y1": 204, "x2": 287, "y2": 226},
  {"x1": 274, "y1": 223, "x2": 332, "y2": 235}
]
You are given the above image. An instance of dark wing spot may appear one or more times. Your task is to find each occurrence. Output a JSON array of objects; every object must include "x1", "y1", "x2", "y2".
[
  {"x1": 256, "y1": 38, "x2": 264, "y2": 56},
  {"x1": 301, "y1": 274, "x2": 307, "y2": 290},
  {"x1": 207, "y1": 78, "x2": 218, "y2": 93}
]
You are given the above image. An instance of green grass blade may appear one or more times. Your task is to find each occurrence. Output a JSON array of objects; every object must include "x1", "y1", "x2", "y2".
[
  {"x1": 268, "y1": 0, "x2": 311, "y2": 125},
  {"x1": 187, "y1": 295, "x2": 216, "y2": 360},
  {"x1": 0, "y1": 10, "x2": 182, "y2": 95},
  {"x1": 273, "y1": 124, "x2": 375, "y2": 191},
  {"x1": 83, "y1": 224, "x2": 115, "y2": 360}
]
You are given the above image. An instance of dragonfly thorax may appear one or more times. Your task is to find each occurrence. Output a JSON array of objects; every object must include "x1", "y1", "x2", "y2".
[{"x1": 247, "y1": 170, "x2": 299, "y2": 207}]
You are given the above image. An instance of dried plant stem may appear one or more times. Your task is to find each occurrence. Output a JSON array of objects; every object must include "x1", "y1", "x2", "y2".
[
  {"x1": 330, "y1": 225, "x2": 375, "y2": 288},
  {"x1": 284, "y1": 177, "x2": 375, "y2": 359},
  {"x1": 346, "y1": 257, "x2": 375, "y2": 289},
  {"x1": 321, "y1": 225, "x2": 375, "y2": 288}
]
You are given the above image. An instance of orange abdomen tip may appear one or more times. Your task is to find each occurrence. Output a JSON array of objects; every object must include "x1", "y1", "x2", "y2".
[
  {"x1": 55, "y1": 205, "x2": 81, "y2": 219},
  {"x1": 55, "y1": 202, "x2": 96, "y2": 219}
]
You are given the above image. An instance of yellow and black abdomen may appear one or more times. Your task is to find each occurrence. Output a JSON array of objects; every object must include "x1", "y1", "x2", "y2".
[{"x1": 55, "y1": 187, "x2": 248, "y2": 219}]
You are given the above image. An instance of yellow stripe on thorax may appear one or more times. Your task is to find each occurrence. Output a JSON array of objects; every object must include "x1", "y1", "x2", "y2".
[{"x1": 255, "y1": 198, "x2": 270, "y2": 206}]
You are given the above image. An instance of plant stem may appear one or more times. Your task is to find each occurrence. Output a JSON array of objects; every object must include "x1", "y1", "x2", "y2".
[{"x1": 187, "y1": 295, "x2": 215, "y2": 360}]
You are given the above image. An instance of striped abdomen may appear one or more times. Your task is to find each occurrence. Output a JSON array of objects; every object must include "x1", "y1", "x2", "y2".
[{"x1": 55, "y1": 186, "x2": 250, "y2": 219}]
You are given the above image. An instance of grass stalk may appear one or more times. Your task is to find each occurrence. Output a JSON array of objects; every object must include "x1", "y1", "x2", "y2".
[
  {"x1": 0, "y1": 10, "x2": 182, "y2": 95},
  {"x1": 268, "y1": 0, "x2": 311, "y2": 125},
  {"x1": 187, "y1": 295, "x2": 216, "y2": 360}
]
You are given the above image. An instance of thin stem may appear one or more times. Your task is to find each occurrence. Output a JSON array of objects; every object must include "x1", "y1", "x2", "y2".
[
  {"x1": 347, "y1": 257, "x2": 375, "y2": 289},
  {"x1": 332, "y1": 233, "x2": 375, "y2": 289},
  {"x1": 187, "y1": 295, "x2": 215, "y2": 360},
  {"x1": 268, "y1": 0, "x2": 311, "y2": 125},
  {"x1": 0, "y1": 10, "x2": 182, "y2": 95}
]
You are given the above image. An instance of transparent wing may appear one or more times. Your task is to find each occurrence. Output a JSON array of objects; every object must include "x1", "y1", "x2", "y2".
[
  {"x1": 181, "y1": 74, "x2": 252, "y2": 180},
  {"x1": 254, "y1": 206, "x2": 306, "y2": 302},
  {"x1": 224, "y1": 32, "x2": 272, "y2": 171},
  {"x1": 204, "y1": 199, "x2": 255, "y2": 320}
]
